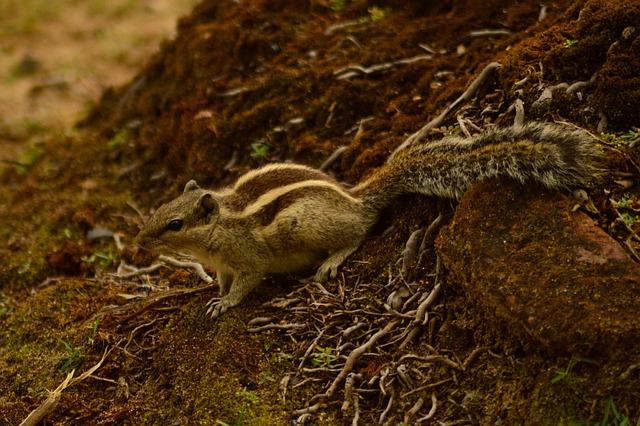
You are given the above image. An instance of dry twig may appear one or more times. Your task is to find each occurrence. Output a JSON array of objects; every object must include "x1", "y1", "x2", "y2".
[
  {"x1": 19, "y1": 348, "x2": 111, "y2": 426},
  {"x1": 158, "y1": 255, "x2": 214, "y2": 284},
  {"x1": 389, "y1": 62, "x2": 501, "y2": 160},
  {"x1": 334, "y1": 54, "x2": 433, "y2": 80}
]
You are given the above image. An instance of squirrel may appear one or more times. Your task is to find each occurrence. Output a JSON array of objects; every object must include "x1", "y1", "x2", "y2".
[{"x1": 135, "y1": 122, "x2": 603, "y2": 317}]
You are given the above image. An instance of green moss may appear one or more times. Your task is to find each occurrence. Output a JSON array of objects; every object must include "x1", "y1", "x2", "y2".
[
  {"x1": 140, "y1": 310, "x2": 293, "y2": 424},
  {"x1": 0, "y1": 278, "x2": 106, "y2": 414}
]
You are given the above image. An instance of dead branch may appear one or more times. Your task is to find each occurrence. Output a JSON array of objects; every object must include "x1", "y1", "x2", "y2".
[
  {"x1": 217, "y1": 86, "x2": 253, "y2": 97},
  {"x1": 112, "y1": 263, "x2": 164, "y2": 278},
  {"x1": 532, "y1": 82, "x2": 568, "y2": 109},
  {"x1": 342, "y1": 322, "x2": 369, "y2": 338},
  {"x1": 112, "y1": 232, "x2": 126, "y2": 251},
  {"x1": 418, "y1": 212, "x2": 445, "y2": 253},
  {"x1": 378, "y1": 390, "x2": 395, "y2": 425},
  {"x1": 124, "y1": 317, "x2": 168, "y2": 351},
  {"x1": 405, "y1": 396, "x2": 425, "y2": 423},
  {"x1": 261, "y1": 297, "x2": 304, "y2": 309},
  {"x1": 298, "y1": 328, "x2": 327, "y2": 370},
  {"x1": 513, "y1": 98, "x2": 525, "y2": 126},
  {"x1": 351, "y1": 392, "x2": 360, "y2": 426},
  {"x1": 538, "y1": 5, "x2": 548, "y2": 21},
  {"x1": 247, "y1": 323, "x2": 306, "y2": 333},
  {"x1": 247, "y1": 316, "x2": 277, "y2": 326},
  {"x1": 294, "y1": 320, "x2": 401, "y2": 416},
  {"x1": 462, "y1": 347, "x2": 490, "y2": 370},
  {"x1": 450, "y1": 29, "x2": 511, "y2": 50},
  {"x1": 341, "y1": 372, "x2": 362, "y2": 412},
  {"x1": 324, "y1": 320, "x2": 401, "y2": 398},
  {"x1": 566, "y1": 71, "x2": 598, "y2": 94},
  {"x1": 618, "y1": 363, "x2": 639, "y2": 380},
  {"x1": 158, "y1": 255, "x2": 214, "y2": 283},
  {"x1": 415, "y1": 284, "x2": 442, "y2": 324},
  {"x1": 324, "y1": 20, "x2": 361, "y2": 35},
  {"x1": 397, "y1": 353, "x2": 463, "y2": 371},
  {"x1": 457, "y1": 115, "x2": 472, "y2": 138},
  {"x1": 597, "y1": 111, "x2": 608, "y2": 133},
  {"x1": 398, "y1": 324, "x2": 422, "y2": 350},
  {"x1": 401, "y1": 378, "x2": 454, "y2": 399},
  {"x1": 402, "y1": 228, "x2": 425, "y2": 275},
  {"x1": 513, "y1": 76, "x2": 528, "y2": 89},
  {"x1": 416, "y1": 392, "x2": 438, "y2": 422},
  {"x1": 19, "y1": 372, "x2": 74, "y2": 426},
  {"x1": 389, "y1": 62, "x2": 501, "y2": 160},
  {"x1": 334, "y1": 54, "x2": 433, "y2": 80},
  {"x1": 19, "y1": 348, "x2": 111, "y2": 426},
  {"x1": 319, "y1": 146, "x2": 348, "y2": 171},
  {"x1": 109, "y1": 283, "x2": 217, "y2": 322}
]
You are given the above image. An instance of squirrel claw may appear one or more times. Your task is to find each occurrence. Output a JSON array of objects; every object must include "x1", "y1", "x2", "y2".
[{"x1": 205, "y1": 298, "x2": 227, "y2": 318}]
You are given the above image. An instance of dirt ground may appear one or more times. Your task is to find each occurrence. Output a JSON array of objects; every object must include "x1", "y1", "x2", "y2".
[
  {"x1": 0, "y1": 0, "x2": 199, "y2": 160},
  {"x1": 1, "y1": 0, "x2": 639, "y2": 425}
]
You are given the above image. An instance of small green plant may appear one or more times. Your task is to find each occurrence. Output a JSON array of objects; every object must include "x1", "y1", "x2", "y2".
[
  {"x1": 330, "y1": 0, "x2": 350, "y2": 11},
  {"x1": 82, "y1": 250, "x2": 118, "y2": 269},
  {"x1": 359, "y1": 6, "x2": 387, "y2": 24},
  {"x1": 236, "y1": 387, "x2": 259, "y2": 404},
  {"x1": 609, "y1": 194, "x2": 638, "y2": 227},
  {"x1": 602, "y1": 130, "x2": 639, "y2": 147},
  {"x1": 216, "y1": 387, "x2": 258, "y2": 426},
  {"x1": 250, "y1": 142, "x2": 270, "y2": 160},
  {"x1": 368, "y1": 6, "x2": 387, "y2": 22},
  {"x1": 621, "y1": 130, "x2": 639, "y2": 143},
  {"x1": 565, "y1": 38, "x2": 579, "y2": 47},
  {"x1": 310, "y1": 347, "x2": 338, "y2": 368},
  {"x1": 7, "y1": 141, "x2": 45, "y2": 175},
  {"x1": 21, "y1": 119, "x2": 47, "y2": 134},
  {"x1": 107, "y1": 127, "x2": 130, "y2": 150},
  {"x1": 88, "y1": 317, "x2": 100, "y2": 345},
  {"x1": 601, "y1": 397, "x2": 639, "y2": 426},
  {"x1": 552, "y1": 354, "x2": 597, "y2": 383},
  {"x1": 277, "y1": 352, "x2": 294, "y2": 361},
  {"x1": 57, "y1": 339, "x2": 85, "y2": 373},
  {"x1": 616, "y1": 193, "x2": 636, "y2": 209},
  {"x1": 259, "y1": 369, "x2": 276, "y2": 385},
  {"x1": 620, "y1": 211, "x2": 638, "y2": 228},
  {"x1": 216, "y1": 413, "x2": 246, "y2": 426}
]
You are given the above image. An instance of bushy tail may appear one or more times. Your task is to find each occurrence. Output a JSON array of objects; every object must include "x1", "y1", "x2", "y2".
[{"x1": 349, "y1": 123, "x2": 603, "y2": 210}]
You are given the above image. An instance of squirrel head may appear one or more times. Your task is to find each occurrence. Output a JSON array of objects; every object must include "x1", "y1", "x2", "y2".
[{"x1": 135, "y1": 180, "x2": 220, "y2": 255}]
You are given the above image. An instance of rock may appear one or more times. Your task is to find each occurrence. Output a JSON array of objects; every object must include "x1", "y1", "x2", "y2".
[{"x1": 436, "y1": 178, "x2": 640, "y2": 357}]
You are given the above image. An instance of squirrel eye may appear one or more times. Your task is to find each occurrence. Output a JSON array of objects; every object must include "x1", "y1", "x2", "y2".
[{"x1": 167, "y1": 219, "x2": 183, "y2": 231}]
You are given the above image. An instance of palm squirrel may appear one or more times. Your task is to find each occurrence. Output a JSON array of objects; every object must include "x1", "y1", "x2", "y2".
[{"x1": 135, "y1": 123, "x2": 602, "y2": 317}]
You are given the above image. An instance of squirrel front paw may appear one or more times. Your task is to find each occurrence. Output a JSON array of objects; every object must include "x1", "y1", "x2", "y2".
[{"x1": 205, "y1": 297, "x2": 229, "y2": 318}]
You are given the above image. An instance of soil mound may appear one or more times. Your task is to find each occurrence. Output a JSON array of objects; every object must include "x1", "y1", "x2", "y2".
[{"x1": 1, "y1": 1, "x2": 639, "y2": 425}]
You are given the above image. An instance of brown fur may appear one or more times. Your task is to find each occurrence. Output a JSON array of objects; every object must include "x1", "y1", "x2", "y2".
[{"x1": 135, "y1": 123, "x2": 603, "y2": 317}]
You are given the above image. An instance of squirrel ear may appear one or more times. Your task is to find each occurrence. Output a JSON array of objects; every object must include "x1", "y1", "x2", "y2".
[
  {"x1": 196, "y1": 193, "x2": 219, "y2": 223},
  {"x1": 184, "y1": 180, "x2": 200, "y2": 193}
]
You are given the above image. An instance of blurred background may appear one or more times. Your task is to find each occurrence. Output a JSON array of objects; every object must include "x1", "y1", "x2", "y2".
[{"x1": 0, "y1": 0, "x2": 198, "y2": 158}]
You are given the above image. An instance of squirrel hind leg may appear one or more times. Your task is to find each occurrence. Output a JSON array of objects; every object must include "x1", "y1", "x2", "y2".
[
  {"x1": 217, "y1": 272, "x2": 233, "y2": 296},
  {"x1": 314, "y1": 244, "x2": 361, "y2": 282}
]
